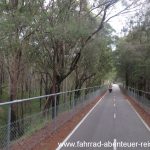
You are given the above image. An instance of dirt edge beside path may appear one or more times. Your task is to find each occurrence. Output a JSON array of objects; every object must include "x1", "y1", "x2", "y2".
[
  {"x1": 121, "y1": 88, "x2": 150, "y2": 128},
  {"x1": 33, "y1": 92, "x2": 106, "y2": 150}
]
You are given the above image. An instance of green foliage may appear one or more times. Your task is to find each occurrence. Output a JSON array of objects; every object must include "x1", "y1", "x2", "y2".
[
  {"x1": 114, "y1": 13, "x2": 150, "y2": 90},
  {"x1": 0, "y1": 0, "x2": 118, "y2": 100}
]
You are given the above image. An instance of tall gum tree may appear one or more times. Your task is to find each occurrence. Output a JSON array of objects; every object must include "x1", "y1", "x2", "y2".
[
  {"x1": 30, "y1": 0, "x2": 142, "y2": 114},
  {"x1": 0, "y1": 0, "x2": 44, "y2": 138}
]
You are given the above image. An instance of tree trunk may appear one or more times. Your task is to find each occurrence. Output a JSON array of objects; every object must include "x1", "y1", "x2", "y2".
[
  {"x1": 40, "y1": 74, "x2": 43, "y2": 110},
  {"x1": 44, "y1": 73, "x2": 61, "y2": 119},
  {"x1": 45, "y1": 73, "x2": 49, "y2": 95},
  {"x1": 0, "y1": 63, "x2": 4, "y2": 95},
  {"x1": 9, "y1": 49, "x2": 22, "y2": 140},
  {"x1": 10, "y1": 76, "x2": 18, "y2": 140}
]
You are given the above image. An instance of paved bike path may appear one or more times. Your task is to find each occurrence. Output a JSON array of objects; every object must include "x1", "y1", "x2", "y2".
[{"x1": 57, "y1": 84, "x2": 150, "y2": 150}]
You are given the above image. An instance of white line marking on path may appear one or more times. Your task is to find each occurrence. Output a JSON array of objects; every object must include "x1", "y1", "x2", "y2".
[
  {"x1": 113, "y1": 139, "x2": 117, "y2": 150},
  {"x1": 126, "y1": 100, "x2": 150, "y2": 132},
  {"x1": 56, "y1": 92, "x2": 107, "y2": 150},
  {"x1": 114, "y1": 103, "x2": 116, "y2": 107},
  {"x1": 114, "y1": 113, "x2": 116, "y2": 119}
]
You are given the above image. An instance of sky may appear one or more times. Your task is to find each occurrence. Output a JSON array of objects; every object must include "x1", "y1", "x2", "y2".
[
  {"x1": 109, "y1": 17, "x2": 126, "y2": 36},
  {"x1": 88, "y1": 0, "x2": 136, "y2": 36},
  {"x1": 107, "y1": 0, "x2": 146, "y2": 36},
  {"x1": 106, "y1": 1, "x2": 138, "y2": 37},
  {"x1": 44, "y1": 0, "x2": 144, "y2": 37}
]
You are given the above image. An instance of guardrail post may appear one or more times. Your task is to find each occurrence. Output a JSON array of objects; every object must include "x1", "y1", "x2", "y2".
[
  {"x1": 93, "y1": 87, "x2": 94, "y2": 96},
  {"x1": 7, "y1": 104, "x2": 11, "y2": 150},
  {"x1": 82, "y1": 89, "x2": 84, "y2": 104},
  {"x1": 54, "y1": 95, "x2": 57, "y2": 130},
  {"x1": 143, "y1": 92, "x2": 145, "y2": 102},
  {"x1": 73, "y1": 91, "x2": 75, "y2": 109}
]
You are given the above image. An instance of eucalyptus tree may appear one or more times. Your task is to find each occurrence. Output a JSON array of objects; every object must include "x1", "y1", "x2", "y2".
[
  {"x1": 30, "y1": 0, "x2": 92, "y2": 112},
  {"x1": 29, "y1": 0, "x2": 141, "y2": 113},
  {"x1": 0, "y1": 0, "x2": 145, "y2": 141},
  {"x1": 0, "y1": 0, "x2": 144, "y2": 123},
  {"x1": 0, "y1": 0, "x2": 45, "y2": 138},
  {"x1": 75, "y1": 23, "x2": 115, "y2": 89},
  {"x1": 115, "y1": 3, "x2": 150, "y2": 91}
]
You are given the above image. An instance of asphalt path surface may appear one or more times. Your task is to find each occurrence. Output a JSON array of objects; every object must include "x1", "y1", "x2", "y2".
[{"x1": 57, "y1": 84, "x2": 150, "y2": 150}]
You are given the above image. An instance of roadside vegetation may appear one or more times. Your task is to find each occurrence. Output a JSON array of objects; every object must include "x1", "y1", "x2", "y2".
[
  {"x1": 114, "y1": 4, "x2": 150, "y2": 92},
  {"x1": 0, "y1": 0, "x2": 149, "y2": 145}
]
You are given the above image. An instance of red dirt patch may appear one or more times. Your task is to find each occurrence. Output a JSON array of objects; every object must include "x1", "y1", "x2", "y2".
[
  {"x1": 33, "y1": 93, "x2": 105, "y2": 150},
  {"x1": 11, "y1": 92, "x2": 105, "y2": 150}
]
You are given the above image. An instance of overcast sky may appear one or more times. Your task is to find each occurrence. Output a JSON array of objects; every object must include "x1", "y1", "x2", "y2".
[
  {"x1": 108, "y1": 2, "x2": 128, "y2": 37},
  {"x1": 45, "y1": 0, "x2": 145, "y2": 37},
  {"x1": 108, "y1": 0, "x2": 146, "y2": 36}
]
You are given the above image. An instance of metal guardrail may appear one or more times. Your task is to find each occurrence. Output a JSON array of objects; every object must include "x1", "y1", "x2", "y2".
[
  {"x1": 0, "y1": 85, "x2": 106, "y2": 150},
  {"x1": 126, "y1": 86, "x2": 150, "y2": 114}
]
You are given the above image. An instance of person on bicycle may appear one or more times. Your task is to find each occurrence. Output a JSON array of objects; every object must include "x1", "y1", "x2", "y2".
[{"x1": 108, "y1": 84, "x2": 112, "y2": 93}]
